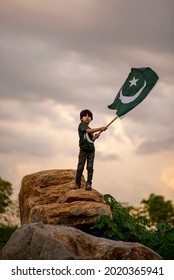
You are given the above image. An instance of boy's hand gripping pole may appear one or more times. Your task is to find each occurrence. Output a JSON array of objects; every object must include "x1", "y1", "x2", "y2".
[{"x1": 93, "y1": 116, "x2": 118, "y2": 140}]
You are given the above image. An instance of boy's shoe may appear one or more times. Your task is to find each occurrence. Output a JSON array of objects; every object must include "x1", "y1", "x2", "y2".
[
  {"x1": 74, "y1": 185, "x2": 80, "y2": 189},
  {"x1": 85, "y1": 185, "x2": 92, "y2": 190}
]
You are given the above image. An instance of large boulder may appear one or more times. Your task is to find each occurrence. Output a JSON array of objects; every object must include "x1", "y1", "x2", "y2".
[
  {"x1": 19, "y1": 169, "x2": 112, "y2": 229},
  {"x1": 2, "y1": 223, "x2": 162, "y2": 260}
]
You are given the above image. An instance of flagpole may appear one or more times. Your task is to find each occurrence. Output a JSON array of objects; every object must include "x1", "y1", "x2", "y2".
[
  {"x1": 93, "y1": 115, "x2": 118, "y2": 140},
  {"x1": 106, "y1": 116, "x2": 118, "y2": 128}
]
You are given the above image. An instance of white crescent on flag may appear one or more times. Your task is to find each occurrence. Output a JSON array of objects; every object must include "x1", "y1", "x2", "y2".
[{"x1": 119, "y1": 80, "x2": 147, "y2": 104}]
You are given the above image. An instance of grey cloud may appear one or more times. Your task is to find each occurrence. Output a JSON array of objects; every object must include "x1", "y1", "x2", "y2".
[
  {"x1": 0, "y1": 36, "x2": 119, "y2": 112},
  {"x1": 0, "y1": 0, "x2": 173, "y2": 146},
  {"x1": 0, "y1": 126, "x2": 54, "y2": 156},
  {"x1": 136, "y1": 135, "x2": 174, "y2": 155},
  {"x1": 1, "y1": 0, "x2": 173, "y2": 54},
  {"x1": 97, "y1": 151, "x2": 120, "y2": 161},
  {"x1": 1, "y1": 0, "x2": 173, "y2": 64},
  {"x1": 0, "y1": 0, "x2": 173, "y2": 114}
]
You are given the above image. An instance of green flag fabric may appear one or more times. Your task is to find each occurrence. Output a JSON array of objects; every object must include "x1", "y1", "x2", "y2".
[{"x1": 108, "y1": 67, "x2": 159, "y2": 117}]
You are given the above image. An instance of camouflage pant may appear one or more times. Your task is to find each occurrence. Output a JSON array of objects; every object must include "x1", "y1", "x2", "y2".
[{"x1": 75, "y1": 149, "x2": 95, "y2": 186}]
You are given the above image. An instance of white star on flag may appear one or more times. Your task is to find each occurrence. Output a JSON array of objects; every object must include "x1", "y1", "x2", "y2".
[{"x1": 129, "y1": 76, "x2": 139, "y2": 87}]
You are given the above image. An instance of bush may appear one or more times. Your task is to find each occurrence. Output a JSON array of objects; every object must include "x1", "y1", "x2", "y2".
[
  {"x1": 90, "y1": 194, "x2": 174, "y2": 260},
  {"x1": 91, "y1": 194, "x2": 152, "y2": 242},
  {"x1": 147, "y1": 221, "x2": 174, "y2": 260}
]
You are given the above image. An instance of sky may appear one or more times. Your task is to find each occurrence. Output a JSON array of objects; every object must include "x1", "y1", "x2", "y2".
[{"x1": 0, "y1": 0, "x2": 174, "y2": 206}]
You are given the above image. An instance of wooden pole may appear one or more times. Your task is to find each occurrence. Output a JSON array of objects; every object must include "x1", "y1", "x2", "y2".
[
  {"x1": 93, "y1": 115, "x2": 118, "y2": 140},
  {"x1": 106, "y1": 116, "x2": 118, "y2": 128}
]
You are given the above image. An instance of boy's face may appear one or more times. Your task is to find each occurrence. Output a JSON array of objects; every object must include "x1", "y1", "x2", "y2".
[{"x1": 82, "y1": 114, "x2": 91, "y2": 124}]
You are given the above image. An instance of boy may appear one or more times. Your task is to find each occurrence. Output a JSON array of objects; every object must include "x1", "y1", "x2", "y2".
[{"x1": 74, "y1": 109, "x2": 107, "y2": 190}]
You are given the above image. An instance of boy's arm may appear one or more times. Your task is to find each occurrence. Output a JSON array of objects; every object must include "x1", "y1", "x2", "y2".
[{"x1": 86, "y1": 126, "x2": 107, "y2": 134}]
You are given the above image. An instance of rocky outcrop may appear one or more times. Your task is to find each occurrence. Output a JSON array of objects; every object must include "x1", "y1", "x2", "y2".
[
  {"x1": 4, "y1": 168, "x2": 161, "y2": 260},
  {"x1": 19, "y1": 169, "x2": 112, "y2": 230},
  {"x1": 2, "y1": 223, "x2": 162, "y2": 260}
]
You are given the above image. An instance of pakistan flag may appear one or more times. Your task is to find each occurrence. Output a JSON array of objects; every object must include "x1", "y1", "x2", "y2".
[{"x1": 108, "y1": 67, "x2": 159, "y2": 117}]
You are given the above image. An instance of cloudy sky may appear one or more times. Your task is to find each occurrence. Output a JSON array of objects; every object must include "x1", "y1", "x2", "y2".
[{"x1": 0, "y1": 0, "x2": 174, "y2": 206}]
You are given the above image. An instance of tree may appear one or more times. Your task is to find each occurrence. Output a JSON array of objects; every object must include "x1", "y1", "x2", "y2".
[
  {"x1": 0, "y1": 177, "x2": 13, "y2": 214},
  {"x1": 141, "y1": 193, "x2": 174, "y2": 225}
]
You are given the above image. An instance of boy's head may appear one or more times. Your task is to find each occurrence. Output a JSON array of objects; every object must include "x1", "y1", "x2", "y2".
[{"x1": 80, "y1": 109, "x2": 93, "y2": 121}]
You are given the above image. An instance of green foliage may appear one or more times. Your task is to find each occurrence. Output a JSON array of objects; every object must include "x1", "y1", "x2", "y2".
[
  {"x1": 147, "y1": 221, "x2": 174, "y2": 260},
  {"x1": 0, "y1": 226, "x2": 17, "y2": 254},
  {"x1": 91, "y1": 194, "x2": 152, "y2": 242},
  {"x1": 0, "y1": 177, "x2": 13, "y2": 214},
  {"x1": 90, "y1": 194, "x2": 174, "y2": 260},
  {"x1": 141, "y1": 194, "x2": 174, "y2": 225}
]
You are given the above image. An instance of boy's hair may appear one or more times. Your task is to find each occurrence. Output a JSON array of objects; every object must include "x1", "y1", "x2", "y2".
[{"x1": 80, "y1": 109, "x2": 93, "y2": 120}]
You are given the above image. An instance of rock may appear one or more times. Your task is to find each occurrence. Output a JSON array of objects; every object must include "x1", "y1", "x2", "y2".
[
  {"x1": 19, "y1": 169, "x2": 112, "y2": 229},
  {"x1": 2, "y1": 223, "x2": 162, "y2": 260}
]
